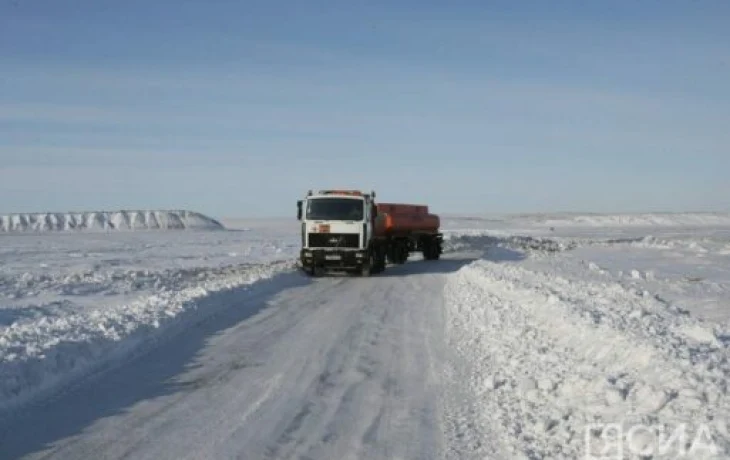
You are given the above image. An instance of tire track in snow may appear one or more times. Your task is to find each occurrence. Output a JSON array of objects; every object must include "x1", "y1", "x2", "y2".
[{"x1": 267, "y1": 274, "x2": 445, "y2": 460}]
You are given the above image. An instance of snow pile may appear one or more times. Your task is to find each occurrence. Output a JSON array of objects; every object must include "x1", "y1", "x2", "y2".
[
  {"x1": 0, "y1": 261, "x2": 295, "y2": 416},
  {"x1": 0, "y1": 210, "x2": 224, "y2": 232},
  {"x1": 444, "y1": 228, "x2": 728, "y2": 262},
  {"x1": 445, "y1": 261, "x2": 729, "y2": 459},
  {"x1": 0, "y1": 265, "x2": 289, "y2": 304},
  {"x1": 570, "y1": 237, "x2": 730, "y2": 325},
  {"x1": 528, "y1": 212, "x2": 730, "y2": 228},
  {"x1": 444, "y1": 231, "x2": 577, "y2": 255}
]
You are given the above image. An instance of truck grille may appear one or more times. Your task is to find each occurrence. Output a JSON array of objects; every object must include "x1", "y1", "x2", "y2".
[{"x1": 307, "y1": 233, "x2": 359, "y2": 248}]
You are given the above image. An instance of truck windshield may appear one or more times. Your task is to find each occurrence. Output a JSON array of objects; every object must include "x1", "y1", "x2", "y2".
[{"x1": 306, "y1": 198, "x2": 364, "y2": 221}]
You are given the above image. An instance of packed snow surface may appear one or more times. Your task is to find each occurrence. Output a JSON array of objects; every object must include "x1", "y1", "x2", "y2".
[
  {"x1": 0, "y1": 210, "x2": 224, "y2": 232},
  {"x1": 0, "y1": 214, "x2": 729, "y2": 459}
]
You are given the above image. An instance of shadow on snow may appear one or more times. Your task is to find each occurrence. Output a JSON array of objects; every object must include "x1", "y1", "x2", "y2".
[{"x1": 0, "y1": 271, "x2": 311, "y2": 459}]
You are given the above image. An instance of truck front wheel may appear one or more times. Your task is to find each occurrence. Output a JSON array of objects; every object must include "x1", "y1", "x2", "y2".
[
  {"x1": 360, "y1": 260, "x2": 372, "y2": 277},
  {"x1": 302, "y1": 265, "x2": 319, "y2": 277},
  {"x1": 359, "y1": 251, "x2": 375, "y2": 277}
]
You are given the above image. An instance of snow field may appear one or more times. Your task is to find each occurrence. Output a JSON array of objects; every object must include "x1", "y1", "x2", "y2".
[
  {"x1": 1, "y1": 213, "x2": 729, "y2": 458},
  {"x1": 535, "y1": 212, "x2": 730, "y2": 228},
  {"x1": 0, "y1": 260, "x2": 295, "y2": 417},
  {"x1": 445, "y1": 260, "x2": 729, "y2": 459},
  {"x1": 0, "y1": 221, "x2": 301, "y2": 418},
  {"x1": 442, "y1": 212, "x2": 730, "y2": 229}
]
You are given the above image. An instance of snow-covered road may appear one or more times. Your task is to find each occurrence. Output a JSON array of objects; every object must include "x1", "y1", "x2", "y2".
[{"x1": 1, "y1": 255, "x2": 473, "y2": 460}]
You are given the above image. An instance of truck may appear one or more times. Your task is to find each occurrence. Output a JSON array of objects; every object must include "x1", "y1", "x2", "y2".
[{"x1": 296, "y1": 190, "x2": 443, "y2": 276}]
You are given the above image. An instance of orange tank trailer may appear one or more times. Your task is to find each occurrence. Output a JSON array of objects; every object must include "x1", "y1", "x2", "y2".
[{"x1": 374, "y1": 203, "x2": 440, "y2": 237}]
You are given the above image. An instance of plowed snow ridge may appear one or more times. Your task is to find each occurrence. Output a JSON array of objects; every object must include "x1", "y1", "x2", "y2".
[
  {"x1": 0, "y1": 261, "x2": 293, "y2": 417},
  {"x1": 0, "y1": 210, "x2": 224, "y2": 232},
  {"x1": 445, "y1": 260, "x2": 729, "y2": 459},
  {"x1": 522, "y1": 212, "x2": 730, "y2": 227}
]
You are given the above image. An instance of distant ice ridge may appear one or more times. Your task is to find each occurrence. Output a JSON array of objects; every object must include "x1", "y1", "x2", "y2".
[{"x1": 0, "y1": 210, "x2": 224, "y2": 232}]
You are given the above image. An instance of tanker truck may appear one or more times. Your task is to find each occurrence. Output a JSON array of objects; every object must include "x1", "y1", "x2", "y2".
[{"x1": 296, "y1": 190, "x2": 442, "y2": 276}]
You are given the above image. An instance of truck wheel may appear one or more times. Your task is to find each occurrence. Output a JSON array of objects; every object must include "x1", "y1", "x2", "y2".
[
  {"x1": 386, "y1": 247, "x2": 398, "y2": 264},
  {"x1": 394, "y1": 242, "x2": 408, "y2": 264},
  {"x1": 360, "y1": 252, "x2": 374, "y2": 277},
  {"x1": 387, "y1": 241, "x2": 408, "y2": 264},
  {"x1": 422, "y1": 241, "x2": 431, "y2": 260},
  {"x1": 360, "y1": 261, "x2": 372, "y2": 277},
  {"x1": 423, "y1": 239, "x2": 441, "y2": 260},
  {"x1": 434, "y1": 238, "x2": 443, "y2": 260},
  {"x1": 374, "y1": 250, "x2": 386, "y2": 273}
]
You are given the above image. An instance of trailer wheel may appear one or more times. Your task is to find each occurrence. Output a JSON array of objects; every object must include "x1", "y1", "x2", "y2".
[
  {"x1": 400, "y1": 244, "x2": 409, "y2": 264},
  {"x1": 422, "y1": 237, "x2": 441, "y2": 260},
  {"x1": 394, "y1": 241, "x2": 408, "y2": 264}
]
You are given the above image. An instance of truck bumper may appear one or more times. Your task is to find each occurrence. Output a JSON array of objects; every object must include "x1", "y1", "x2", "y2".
[{"x1": 300, "y1": 249, "x2": 367, "y2": 271}]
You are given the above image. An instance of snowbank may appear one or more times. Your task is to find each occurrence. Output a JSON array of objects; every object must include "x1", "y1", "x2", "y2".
[
  {"x1": 0, "y1": 210, "x2": 224, "y2": 233},
  {"x1": 445, "y1": 260, "x2": 729, "y2": 458},
  {"x1": 444, "y1": 231, "x2": 576, "y2": 255},
  {"x1": 0, "y1": 261, "x2": 296, "y2": 417},
  {"x1": 528, "y1": 212, "x2": 730, "y2": 228}
]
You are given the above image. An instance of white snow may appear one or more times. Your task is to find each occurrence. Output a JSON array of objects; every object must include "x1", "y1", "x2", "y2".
[
  {"x1": 445, "y1": 260, "x2": 729, "y2": 458},
  {"x1": 442, "y1": 215, "x2": 730, "y2": 324},
  {"x1": 439, "y1": 214, "x2": 730, "y2": 458},
  {"x1": 0, "y1": 261, "x2": 294, "y2": 412},
  {"x1": 451, "y1": 212, "x2": 730, "y2": 228},
  {"x1": 1, "y1": 213, "x2": 729, "y2": 459},
  {"x1": 1, "y1": 250, "x2": 453, "y2": 460},
  {"x1": 0, "y1": 221, "x2": 300, "y2": 416},
  {"x1": 0, "y1": 210, "x2": 224, "y2": 232}
]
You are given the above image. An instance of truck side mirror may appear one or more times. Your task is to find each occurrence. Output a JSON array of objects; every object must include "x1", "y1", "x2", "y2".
[{"x1": 296, "y1": 200, "x2": 303, "y2": 220}]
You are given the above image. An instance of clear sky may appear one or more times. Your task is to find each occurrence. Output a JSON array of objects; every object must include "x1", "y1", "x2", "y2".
[{"x1": 2, "y1": 0, "x2": 729, "y2": 217}]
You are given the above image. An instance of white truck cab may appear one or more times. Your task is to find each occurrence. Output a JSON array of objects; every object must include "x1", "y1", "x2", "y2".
[{"x1": 297, "y1": 190, "x2": 377, "y2": 275}]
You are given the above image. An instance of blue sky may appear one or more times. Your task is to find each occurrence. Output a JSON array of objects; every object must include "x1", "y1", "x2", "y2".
[{"x1": 1, "y1": 0, "x2": 729, "y2": 217}]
